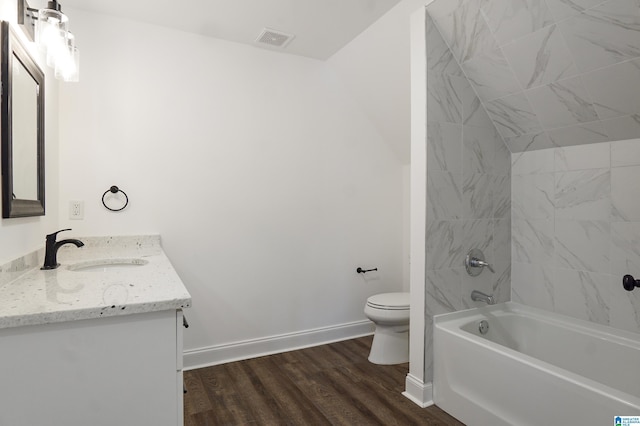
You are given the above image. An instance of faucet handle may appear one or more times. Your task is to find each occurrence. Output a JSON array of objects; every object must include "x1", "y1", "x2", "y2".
[
  {"x1": 46, "y1": 229, "x2": 72, "y2": 241},
  {"x1": 465, "y1": 248, "x2": 494, "y2": 276},
  {"x1": 470, "y1": 258, "x2": 495, "y2": 273}
]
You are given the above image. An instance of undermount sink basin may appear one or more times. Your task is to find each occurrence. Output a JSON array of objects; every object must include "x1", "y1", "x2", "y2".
[{"x1": 68, "y1": 258, "x2": 149, "y2": 272}]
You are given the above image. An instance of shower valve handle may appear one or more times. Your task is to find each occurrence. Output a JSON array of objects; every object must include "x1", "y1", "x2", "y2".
[
  {"x1": 468, "y1": 258, "x2": 495, "y2": 273},
  {"x1": 623, "y1": 274, "x2": 640, "y2": 291},
  {"x1": 465, "y1": 249, "x2": 494, "y2": 277}
]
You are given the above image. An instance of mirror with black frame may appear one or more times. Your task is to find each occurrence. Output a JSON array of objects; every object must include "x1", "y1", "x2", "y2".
[{"x1": 1, "y1": 21, "x2": 45, "y2": 218}]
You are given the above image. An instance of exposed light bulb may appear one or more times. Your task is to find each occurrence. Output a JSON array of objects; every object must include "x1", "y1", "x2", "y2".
[
  {"x1": 54, "y1": 33, "x2": 79, "y2": 82},
  {"x1": 34, "y1": 2, "x2": 79, "y2": 82},
  {"x1": 35, "y1": 8, "x2": 68, "y2": 52}
]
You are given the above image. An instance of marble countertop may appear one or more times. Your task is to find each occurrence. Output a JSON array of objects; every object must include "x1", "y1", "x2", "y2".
[{"x1": 0, "y1": 235, "x2": 191, "y2": 329}]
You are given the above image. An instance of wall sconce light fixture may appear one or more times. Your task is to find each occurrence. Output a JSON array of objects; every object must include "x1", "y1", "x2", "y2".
[{"x1": 17, "y1": 0, "x2": 79, "y2": 82}]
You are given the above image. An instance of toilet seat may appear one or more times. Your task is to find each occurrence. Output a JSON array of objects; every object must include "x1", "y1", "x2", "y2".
[{"x1": 366, "y1": 292, "x2": 410, "y2": 310}]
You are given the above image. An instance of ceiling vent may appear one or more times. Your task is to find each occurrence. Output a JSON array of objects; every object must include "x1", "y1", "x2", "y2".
[{"x1": 255, "y1": 28, "x2": 295, "y2": 48}]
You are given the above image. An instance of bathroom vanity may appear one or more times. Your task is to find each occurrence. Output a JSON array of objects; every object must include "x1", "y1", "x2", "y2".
[{"x1": 0, "y1": 235, "x2": 191, "y2": 426}]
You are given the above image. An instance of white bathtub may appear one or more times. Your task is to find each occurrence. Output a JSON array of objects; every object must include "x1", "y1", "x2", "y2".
[{"x1": 433, "y1": 302, "x2": 640, "y2": 426}]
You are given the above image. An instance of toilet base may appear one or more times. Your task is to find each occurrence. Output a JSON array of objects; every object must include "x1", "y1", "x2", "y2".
[{"x1": 368, "y1": 325, "x2": 409, "y2": 365}]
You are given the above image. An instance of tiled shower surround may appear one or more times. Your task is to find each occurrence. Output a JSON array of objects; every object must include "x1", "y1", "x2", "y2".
[
  {"x1": 426, "y1": 0, "x2": 640, "y2": 152},
  {"x1": 512, "y1": 140, "x2": 640, "y2": 333},
  {"x1": 422, "y1": 0, "x2": 640, "y2": 382},
  {"x1": 424, "y1": 12, "x2": 511, "y2": 380}
]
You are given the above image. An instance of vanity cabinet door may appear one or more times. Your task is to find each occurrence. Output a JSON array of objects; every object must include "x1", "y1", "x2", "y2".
[{"x1": 0, "y1": 310, "x2": 180, "y2": 426}]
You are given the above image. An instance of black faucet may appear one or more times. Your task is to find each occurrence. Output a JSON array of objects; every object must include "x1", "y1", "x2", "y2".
[{"x1": 41, "y1": 229, "x2": 84, "y2": 270}]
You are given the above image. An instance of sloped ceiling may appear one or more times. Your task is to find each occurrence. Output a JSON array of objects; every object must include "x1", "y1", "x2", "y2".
[
  {"x1": 61, "y1": 0, "x2": 401, "y2": 60},
  {"x1": 427, "y1": 0, "x2": 640, "y2": 152}
]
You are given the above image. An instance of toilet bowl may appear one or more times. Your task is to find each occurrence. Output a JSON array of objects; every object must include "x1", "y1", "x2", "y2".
[{"x1": 364, "y1": 292, "x2": 410, "y2": 365}]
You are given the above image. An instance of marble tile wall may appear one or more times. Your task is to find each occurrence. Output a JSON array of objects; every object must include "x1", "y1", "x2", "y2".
[
  {"x1": 424, "y1": 12, "x2": 512, "y2": 380},
  {"x1": 426, "y1": 0, "x2": 640, "y2": 152},
  {"x1": 511, "y1": 139, "x2": 640, "y2": 333}
]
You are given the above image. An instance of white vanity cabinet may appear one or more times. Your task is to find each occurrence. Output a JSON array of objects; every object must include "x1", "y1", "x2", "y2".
[
  {"x1": 0, "y1": 309, "x2": 185, "y2": 426},
  {"x1": 0, "y1": 236, "x2": 191, "y2": 426}
]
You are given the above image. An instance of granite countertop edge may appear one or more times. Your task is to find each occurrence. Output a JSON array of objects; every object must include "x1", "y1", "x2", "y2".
[{"x1": 0, "y1": 297, "x2": 192, "y2": 329}]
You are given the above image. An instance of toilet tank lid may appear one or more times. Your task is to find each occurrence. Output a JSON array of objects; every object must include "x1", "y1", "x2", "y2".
[{"x1": 366, "y1": 292, "x2": 410, "y2": 309}]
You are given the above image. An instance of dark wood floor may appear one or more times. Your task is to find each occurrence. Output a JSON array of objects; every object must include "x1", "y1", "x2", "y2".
[{"x1": 183, "y1": 336, "x2": 464, "y2": 425}]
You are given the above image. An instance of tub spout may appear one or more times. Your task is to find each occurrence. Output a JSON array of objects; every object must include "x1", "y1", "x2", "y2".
[{"x1": 471, "y1": 290, "x2": 495, "y2": 305}]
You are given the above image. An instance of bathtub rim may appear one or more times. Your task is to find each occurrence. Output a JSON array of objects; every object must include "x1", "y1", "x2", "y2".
[
  {"x1": 435, "y1": 301, "x2": 640, "y2": 348},
  {"x1": 433, "y1": 301, "x2": 640, "y2": 409}
]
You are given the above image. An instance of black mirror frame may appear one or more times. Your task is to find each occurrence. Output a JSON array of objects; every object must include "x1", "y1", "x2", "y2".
[{"x1": 1, "y1": 21, "x2": 45, "y2": 218}]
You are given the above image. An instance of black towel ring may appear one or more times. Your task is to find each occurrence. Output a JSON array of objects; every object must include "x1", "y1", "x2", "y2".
[{"x1": 102, "y1": 185, "x2": 129, "y2": 212}]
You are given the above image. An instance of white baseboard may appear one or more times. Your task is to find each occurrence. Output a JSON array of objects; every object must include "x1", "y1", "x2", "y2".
[
  {"x1": 402, "y1": 373, "x2": 433, "y2": 408},
  {"x1": 183, "y1": 320, "x2": 375, "y2": 370}
]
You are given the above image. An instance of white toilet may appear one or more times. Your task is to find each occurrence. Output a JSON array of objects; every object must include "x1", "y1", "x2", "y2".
[{"x1": 364, "y1": 292, "x2": 410, "y2": 365}]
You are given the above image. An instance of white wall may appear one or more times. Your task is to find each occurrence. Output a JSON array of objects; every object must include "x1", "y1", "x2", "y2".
[
  {"x1": 328, "y1": 0, "x2": 430, "y2": 296},
  {"x1": 0, "y1": 0, "x2": 59, "y2": 264},
  {"x1": 328, "y1": 0, "x2": 430, "y2": 165},
  {"x1": 328, "y1": 0, "x2": 431, "y2": 295},
  {"x1": 58, "y1": 9, "x2": 405, "y2": 365},
  {"x1": 328, "y1": 0, "x2": 431, "y2": 404}
]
